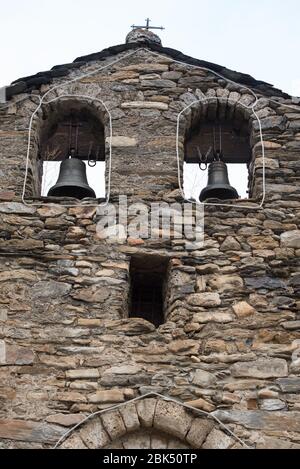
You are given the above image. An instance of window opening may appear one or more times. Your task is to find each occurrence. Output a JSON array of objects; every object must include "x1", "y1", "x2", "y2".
[{"x1": 129, "y1": 255, "x2": 169, "y2": 328}]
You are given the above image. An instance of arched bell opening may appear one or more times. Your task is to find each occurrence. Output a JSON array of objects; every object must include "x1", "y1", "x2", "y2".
[
  {"x1": 38, "y1": 100, "x2": 106, "y2": 200},
  {"x1": 183, "y1": 97, "x2": 253, "y2": 202}
]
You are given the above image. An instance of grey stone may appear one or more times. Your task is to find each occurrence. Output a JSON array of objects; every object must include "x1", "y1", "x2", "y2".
[
  {"x1": 220, "y1": 236, "x2": 241, "y2": 251},
  {"x1": 253, "y1": 116, "x2": 286, "y2": 131},
  {"x1": 282, "y1": 321, "x2": 300, "y2": 330},
  {"x1": 162, "y1": 71, "x2": 182, "y2": 80},
  {"x1": 0, "y1": 202, "x2": 36, "y2": 214},
  {"x1": 208, "y1": 275, "x2": 243, "y2": 292},
  {"x1": 260, "y1": 399, "x2": 286, "y2": 411},
  {"x1": 277, "y1": 378, "x2": 300, "y2": 393},
  {"x1": 245, "y1": 277, "x2": 287, "y2": 290},
  {"x1": 231, "y1": 359, "x2": 288, "y2": 379},
  {"x1": 141, "y1": 79, "x2": 176, "y2": 89},
  {"x1": 0, "y1": 419, "x2": 65, "y2": 443},
  {"x1": 31, "y1": 281, "x2": 71, "y2": 299},
  {"x1": 192, "y1": 369, "x2": 217, "y2": 387},
  {"x1": 213, "y1": 410, "x2": 300, "y2": 433},
  {"x1": 281, "y1": 230, "x2": 300, "y2": 249}
]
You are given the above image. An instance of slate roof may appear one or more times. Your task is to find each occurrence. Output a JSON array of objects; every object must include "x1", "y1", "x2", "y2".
[{"x1": 5, "y1": 41, "x2": 290, "y2": 100}]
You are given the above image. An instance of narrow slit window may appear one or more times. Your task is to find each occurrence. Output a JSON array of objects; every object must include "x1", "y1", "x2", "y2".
[{"x1": 129, "y1": 255, "x2": 169, "y2": 328}]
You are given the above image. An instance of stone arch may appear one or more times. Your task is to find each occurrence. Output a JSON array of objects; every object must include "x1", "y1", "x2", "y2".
[
  {"x1": 179, "y1": 88, "x2": 270, "y2": 200},
  {"x1": 25, "y1": 96, "x2": 108, "y2": 198},
  {"x1": 59, "y1": 397, "x2": 238, "y2": 450}
]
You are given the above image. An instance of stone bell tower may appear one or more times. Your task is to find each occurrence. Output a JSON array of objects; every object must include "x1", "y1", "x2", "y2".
[{"x1": 0, "y1": 25, "x2": 299, "y2": 450}]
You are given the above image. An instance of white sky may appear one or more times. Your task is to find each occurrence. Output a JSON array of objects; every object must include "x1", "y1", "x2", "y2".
[
  {"x1": 0, "y1": 0, "x2": 299, "y2": 95},
  {"x1": 2, "y1": 0, "x2": 299, "y2": 199}
]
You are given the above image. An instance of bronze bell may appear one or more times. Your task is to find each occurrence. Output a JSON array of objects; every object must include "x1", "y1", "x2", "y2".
[
  {"x1": 200, "y1": 160, "x2": 239, "y2": 202},
  {"x1": 47, "y1": 158, "x2": 96, "y2": 199}
]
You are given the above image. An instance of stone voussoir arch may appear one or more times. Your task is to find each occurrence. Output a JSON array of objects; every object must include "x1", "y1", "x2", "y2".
[{"x1": 59, "y1": 395, "x2": 240, "y2": 450}]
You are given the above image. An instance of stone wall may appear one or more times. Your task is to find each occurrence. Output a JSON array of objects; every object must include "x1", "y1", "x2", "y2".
[{"x1": 0, "y1": 45, "x2": 299, "y2": 449}]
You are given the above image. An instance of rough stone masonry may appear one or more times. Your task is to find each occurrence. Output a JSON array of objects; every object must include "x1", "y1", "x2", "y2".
[{"x1": 0, "y1": 28, "x2": 299, "y2": 449}]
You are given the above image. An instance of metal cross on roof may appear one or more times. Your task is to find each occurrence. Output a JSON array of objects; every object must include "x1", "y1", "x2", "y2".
[{"x1": 131, "y1": 18, "x2": 165, "y2": 31}]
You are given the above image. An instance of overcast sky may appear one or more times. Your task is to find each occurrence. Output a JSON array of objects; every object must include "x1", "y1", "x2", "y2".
[{"x1": 0, "y1": 0, "x2": 299, "y2": 95}]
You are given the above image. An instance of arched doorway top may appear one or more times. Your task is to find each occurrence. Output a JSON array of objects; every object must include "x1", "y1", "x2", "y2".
[{"x1": 57, "y1": 393, "x2": 247, "y2": 450}]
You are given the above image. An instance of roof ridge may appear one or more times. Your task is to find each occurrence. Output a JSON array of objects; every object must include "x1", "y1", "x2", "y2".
[{"x1": 6, "y1": 42, "x2": 290, "y2": 100}]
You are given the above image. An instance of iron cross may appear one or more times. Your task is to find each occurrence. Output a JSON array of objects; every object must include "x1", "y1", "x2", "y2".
[{"x1": 131, "y1": 18, "x2": 165, "y2": 31}]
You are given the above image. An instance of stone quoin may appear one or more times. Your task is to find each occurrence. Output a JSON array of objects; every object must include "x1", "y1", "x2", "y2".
[{"x1": 0, "y1": 28, "x2": 299, "y2": 449}]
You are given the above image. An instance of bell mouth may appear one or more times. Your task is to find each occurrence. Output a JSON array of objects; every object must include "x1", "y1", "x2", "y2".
[
  {"x1": 199, "y1": 185, "x2": 239, "y2": 202},
  {"x1": 47, "y1": 185, "x2": 96, "y2": 199}
]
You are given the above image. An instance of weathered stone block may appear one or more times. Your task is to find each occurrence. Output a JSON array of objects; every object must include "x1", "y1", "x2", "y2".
[
  {"x1": 135, "y1": 398, "x2": 156, "y2": 428},
  {"x1": 214, "y1": 410, "x2": 300, "y2": 433},
  {"x1": 277, "y1": 378, "x2": 300, "y2": 393},
  {"x1": 141, "y1": 79, "x2": 176, "y2": 88},
  {"x1": 37, "y1": 205, "x2": 66, "y2": 217},
  {"x1": 121, "y1": 101, "x2": 168, "y2": 110},
  {"x1": 0, "y1": 419, "x2": 65, "y2": 443},
  {"x1": 208, "y1": 275, "x2": 243, "y2": 292},
  {"x1": 39, "y1": 355, "x2": 78, "y2": 369},
  {"x1": 0, "y1": 341, "x2": 35, "y2": 365},
  {"x1": 123, "y1": 63, "x2": 169, "y2": 73},
  {"x1": 60, "y1": 433, "x2": 88, "y2": 449},
  {"x1": 281, "y1": 230, "x2": 300, "y2": 249},
  {"x1": 232, "y1": 301, "x2": 256, "y2": 318},
  {"x1": 231, "y1": 359, "x2": 288, "y2": 378},
  {"x1": 106, "y1": 136, "x2": 138, "y2": 147},
  {"x1": 101, "y1": 410, "x2": 127, "y2": 440},
  {"x1": 31, "y1": 281, "x2": 71, "y2": 299},
  {"x1": 185, "y1": 398, "x2": 215, "y2": 412},
  {"x1": 153, "y1": 400, "x2": 192, "y2": 440},
  {"x1": 186, "y1": 418, "x2": 214, "y2": 448},
  {"x1": 46, "y1": 413, "x2": 85, "y2": 427},
  {"x1": 202, "y1": 428, "x2": 234, "y2": 449},
  {"x1": 220, "y1": 236, "x2": 241, "y2": 251},
  {"x1": 192, "y1": 369, "x2": 217, "y2": 387},
  {"x1": 247, "y1": 236, "x2": 279, "y2": 250},
  {"x1": 88, "y1": 390, "x2": 125, "y2": 404},
  {"x1": 188, "y1": 293, "x2": 221, "y2": 307},
  {"x1": 119, "y1": 403, "x2": 140, "y2": 432},
  {"x1": 193, "y1": 312, "x2": 234, "y2": 323},
  {"x1": 66, "y1": 369, "x2": 99, "y2": 380},
  {"x1": 71, "y1": 286, "x2": 109, "y2": 303},
  {"x1": 260, "y1": 399, "x2": 286, "y2": 411},
  {"x1": 56, "y1": 392, "x2": 87, "y2": 403},
  {"x1": 103, "y1": 365, "x2": 142, "y2": 375},
  {"x1": 168, "y1": 340, "x2": 198, "y2": 354},
  {"x1": 0, "y1": 202, "x2": 36, "y2": 214},
  {"x1": 80, "y1": 417, "x2": 110, "y2": 449},
  {"x1": 0, "y1": 239, "x2": 44, "y2": 251}
]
